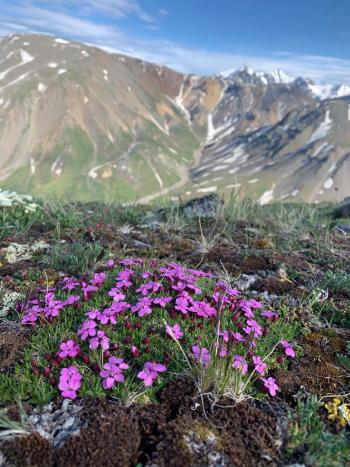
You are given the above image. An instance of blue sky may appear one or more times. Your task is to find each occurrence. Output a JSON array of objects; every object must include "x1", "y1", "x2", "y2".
[{"x1": 1, "y1": 0, "x2": 350, "y2": 83}]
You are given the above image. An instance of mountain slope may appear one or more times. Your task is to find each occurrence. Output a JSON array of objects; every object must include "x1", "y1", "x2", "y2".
[
  {"x1": 0, "y1": 34, "x2": 350, "y2": 203},
  {"x1": 0, "y1": 34, "x2": 199, "y2": 202}
]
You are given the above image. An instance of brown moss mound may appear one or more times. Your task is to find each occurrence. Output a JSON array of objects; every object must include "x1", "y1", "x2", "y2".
[
  {"x1": 55, "y1": 399, "x2": 141, "y2": 467},
  {"x1": 2, "y1": 433, "x2": 54, "y2": 467}
]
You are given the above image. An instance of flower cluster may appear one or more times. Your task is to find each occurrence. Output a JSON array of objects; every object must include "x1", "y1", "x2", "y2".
[
  {"x1": 100, "y1": 357, "x2": 129, "y2": 389},
  {"x1": 58, "y1": 366, "x2": 82, "y2": 399},
  {"x1": 21, "y1": 258, "x2": 297, "y2": 400}
]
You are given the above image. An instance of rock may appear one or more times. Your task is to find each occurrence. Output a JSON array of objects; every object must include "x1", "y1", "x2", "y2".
[
  {"x1": 234, "y1": 274, "x2": 257, "y2": 291},
  {"x1": 143, "y1": 194, "x2": 224, "y2": 227},
  {"x1": 180, "y1": 194, "x2": 224, "y2": 219},
  {"x1": 335, "y1": 224, "x2": 350, "y2": 234},
  {"x1": 333, "y1": 199, "x2": 350, "y2": 219}
]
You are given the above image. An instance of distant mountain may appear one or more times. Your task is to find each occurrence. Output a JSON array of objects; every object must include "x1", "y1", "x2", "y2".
[{"x1": 0, "y1": 34, "x2": 349, "y2": 203}]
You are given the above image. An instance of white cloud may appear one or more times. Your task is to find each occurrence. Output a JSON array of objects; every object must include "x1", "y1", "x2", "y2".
[{"x1": 1, "y1": 2, "x2": 350, "y2": 84}]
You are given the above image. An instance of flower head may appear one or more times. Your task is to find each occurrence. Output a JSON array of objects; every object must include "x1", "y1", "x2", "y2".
[
  {"x1": 166, "y1": 323, "x2": 183, "y2": 340},
  {"x1": 58, "y1": 340, "x2": 80, "y2": 359},
  {"x1": 137, "y1": 361, "x2": 166, "y2": 386},
  {"x1": 260, "y1": 376, "x2": 279, "y2": 396},
  {"x1": 58, "y1": 366, "x2": 82, "y2": 399}
]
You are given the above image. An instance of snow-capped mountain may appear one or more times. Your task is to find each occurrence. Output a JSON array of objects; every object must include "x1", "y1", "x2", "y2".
[
  {"x1": 221, "y1": 65, "x2": 350, "y2": 100},
  {"x1": 0, "y1": 34, "x2": 349, "y2": 203}
]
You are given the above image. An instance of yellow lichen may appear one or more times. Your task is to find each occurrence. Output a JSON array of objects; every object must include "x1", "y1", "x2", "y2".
[{"x1": 324, "y1": 398, "x2": 350, "y2": 427}]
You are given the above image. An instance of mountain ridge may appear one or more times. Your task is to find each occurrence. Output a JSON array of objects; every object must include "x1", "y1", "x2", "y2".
[{"x1": 0, "y1": 33, "x2": 349, "y2": 203}]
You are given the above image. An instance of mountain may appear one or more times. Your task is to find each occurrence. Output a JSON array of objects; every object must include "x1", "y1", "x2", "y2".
[{"x1": 0, "y1": 34, "x2": 349, "y2": 203}]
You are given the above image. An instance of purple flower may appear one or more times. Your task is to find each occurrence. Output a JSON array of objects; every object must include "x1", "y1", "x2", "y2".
[
  {"x1": 243, "y1": 319, "x2": 263, "y2": 338},
  {"x1": 260, "y1": 376, "x2": 279, "y2": 396},
  {"x1": 261, "y1": 310, "x2": 279, "y2": 320},
  {"x1": 192, "y1": 345, "x2": 211, "y2": 368},
  {"x1": 100, "y1": 357, "x2": 129, "y2": 389},
  {"x1": 281, "y1": 340, "x2": 296, "y2": 358},
  {"x1": 166, "y1": 323, "x2": 183, "y2": 340},
  {"x1": 136, "y1": 281, "x2": 162, "y2": 296},
  {"x1": 58, "y1": 366, "x2": 82, "y2": 399},
  {"x1": 108, "y1": 288, "x2": 125, "y2": 302},
  {"x1": 62, "y1": 277, "x2": 80, "y2": 291},
  {"x1": 119, "y1": 258, "x2": 143, "y2": 266},
  {"x1": 107, "y1": 259, "x2": 115, "y2": 268},
  {"x1": 58, "y1": 340, "x2": 80, "y2": 359},
  {"x1": 253, "y1": 356, "x2": 267, "y2": 375},
  {"x1": 153, "y1": 296, "x2": 172, "y2": 308},
  {"x1": 78, "y1": 319, "x2": 97, "y2": 340},
  {"x1": 137, "y1": 362, "x2": 166, "y2": 386},
  {"x1": 91, "y1": 272, "x2": 107, "y2": 287},
  {"x1": 89, "y1": 330, "x2": 110, "y2": 351},
  {"x1": 232, "y1": 355, "x2": 248, "y2": 375},
  {"x1": 131, "y1": 297, "x2": 153, "y2": 317},
  {"x1": 63, "y1": 295, "x2": 80, "y2": 306},
  {"x1": 175, "y1": 293, "x2": 191, "y2": 314},
  {"x1": 190, "y1": 300, "x2": 217, "y2": 318}
]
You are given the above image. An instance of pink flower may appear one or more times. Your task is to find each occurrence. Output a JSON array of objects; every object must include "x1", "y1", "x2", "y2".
[
  {"x1": 243, "y1": 319, "x2": 262, "y2": 338},
  {"x1": 136, "y1": 281, "x2": 162, "y2": 296},
  {"x1": 232, "y1": 355, "x2": 248, "y2": 375},
  {"x1": 131, "y1": 345, "x2": 140, "y2": 357},
  {"x1": 58, "y1": 366, "x2": 82, "y2": 399},
  {"x1": 260, "y1": 377, "x2": 279, "y2": 396},
  {"x1": 189, "y1": 300, "x2": 217, "y2": 318},
  {"x1": 192, "y1": 345, "x2": 211, "y2": 368},
  {"x1": 153, "y1": 296, "x2": 172, "y2": 308},
  {"x1": 166, "y1": 323, "x2": 183, "y2": 340},
  {"x1": 100, "y1": 357, "x2": 129, "y2": 389},
  {"x1": 107, "y1": 259, "x2": 115, "y2": 268},
  {"x1": 78, "y1": 319, "x2": 97, "y2": 340},
  {"x1": 232, "y1": 332, "x2": 245, "y2": 342},
  {"x1": 62, "y1": 277, "x2": 80, "y2": 290},
  {"x1": 108, "y1": 288, "x2": 125, "y2": 302},
  {"x1": 253, "y1": 356, "x2": 267, "y2": 375},
  {"x1": 58, "y1": 340, "x2": 80, "y2": 359},
  {"x1": 281, "y1": 340, "x2": 296, "y2": 358},
  {"x1": 91, "y1": 272, "x2": 107, "y2": 287},
  {"x1": 89, "y1": 330, "x2": 110, "y2": 351},
  {"x1": 261, "y1": 310, "x2": 279, "y2": 320},
  {"x1": 137, "y1": 362, "x2": 166, "y2": 386},
  {"x1": 131, "y1": 297, "x2": 153, "y2": 317},
  {"x1": 175, "y1": 294, "x2": 191, "y2": 314}
]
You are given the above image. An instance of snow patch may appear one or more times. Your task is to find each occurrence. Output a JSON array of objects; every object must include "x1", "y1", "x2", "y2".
[
  {"x1": 58, "y1": 69, "x2": 67, "y2": 75},
  {"x1": 38, "y1": 83, "x2": 47, "y2": 93},
  {"x1": 323, "y1": 177, "x2": 334, "y2": 189},
  {"x1": 48, "y1": 62, "x2": 58, "y2": 68},
  {"x1": 175, "y1": 80, "x2": 191, "y2": 123},
  {"x1": 197, "y1": 186, "x2": 217, "y2": 193},
  {"x1": 30, "y1": 158, "x2": 36, "y2": 175},
  {"x1": 55, "y1": 38, "x2": 69, "y2": 44},
  {"x1": 309, "y1": 110, "x2": 332, "y2": 143},
  {"x1": 258, "y1": 185, "x2": 275, "y2": 205}
]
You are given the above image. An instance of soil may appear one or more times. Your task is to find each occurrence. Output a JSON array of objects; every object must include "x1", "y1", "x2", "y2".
[{"x1": 1, "y1": 380, "x2": 286, "y2": 467}]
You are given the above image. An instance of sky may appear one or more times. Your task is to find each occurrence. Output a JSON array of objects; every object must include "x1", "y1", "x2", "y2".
[{"x1": 1, "y1": 0, "x2": 350, "y2": 84}]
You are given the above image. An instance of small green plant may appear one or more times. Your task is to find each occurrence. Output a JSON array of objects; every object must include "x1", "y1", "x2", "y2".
[
  {"x1": 42, "y1": 241, "x2": 107, "y2": 276},
  {"x1": 287, "y1": 396, "x2": 350, "y2": 466},
  {"x1": 0, "y1": 400, "x2": 33, "y2": 440}
]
